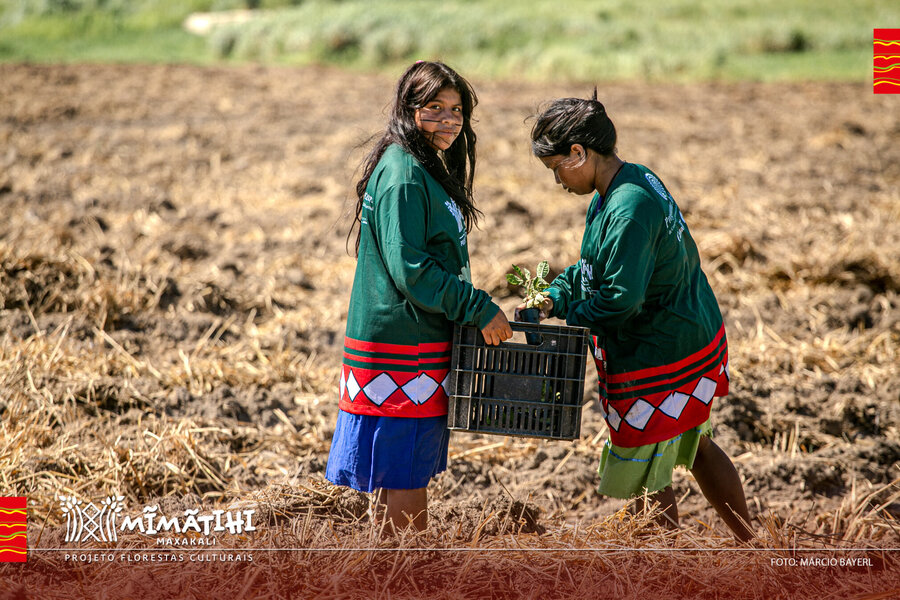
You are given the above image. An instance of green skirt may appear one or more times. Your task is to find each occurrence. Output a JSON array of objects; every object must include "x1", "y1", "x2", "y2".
[{"x1": 597, "y1": 420, "x2": 713, "y2": 499}]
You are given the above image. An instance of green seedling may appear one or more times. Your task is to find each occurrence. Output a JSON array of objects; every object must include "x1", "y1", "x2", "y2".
[{"x1": 506, "y1": 260, "x2": 551, "y2": 309}]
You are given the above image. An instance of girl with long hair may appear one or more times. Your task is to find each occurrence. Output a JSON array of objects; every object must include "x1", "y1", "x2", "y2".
[{"x1": 326, "y1": 61, "x2": 512, "y2": 532}]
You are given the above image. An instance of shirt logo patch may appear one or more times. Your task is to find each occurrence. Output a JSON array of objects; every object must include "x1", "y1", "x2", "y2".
[
  {"x1": 665, "y1": 200, "x2": 686, "y2": 242},
  {"x1": 645, "y1": 173, "x2": 686, "y2": 242},
  {"x1": 361, "y1": 192, "x2": 374, "y2": 225},
  {"x1": 579, "y1": 259, "x2": 594, "y2": 296},
  {"x1": 444, "y1": 200, "x2": 466, "y2": 246},
  {"x1": 644, "y1": 173, "x2": 669, "y2": 200},
  {"x1": 459, "y1": 263, "x2": 472, "y2": 283}
]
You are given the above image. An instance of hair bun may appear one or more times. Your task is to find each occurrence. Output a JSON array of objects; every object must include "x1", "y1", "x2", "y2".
[{"x1": 531, "y1": 91, "x2": 617, "y2": 158}]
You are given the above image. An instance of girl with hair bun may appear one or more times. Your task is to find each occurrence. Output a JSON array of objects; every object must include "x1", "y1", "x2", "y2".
[
  {"x1": 526, "y1": 90, "x2": 754, "y2": 542},
  {"x1": 326, "y1": 61, "x2": 512, "y2": 533}
]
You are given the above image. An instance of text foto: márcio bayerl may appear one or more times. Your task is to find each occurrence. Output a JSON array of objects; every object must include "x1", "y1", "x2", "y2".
[{"x1": 770, "y1": 556, "x2": 875, "y2": 568}]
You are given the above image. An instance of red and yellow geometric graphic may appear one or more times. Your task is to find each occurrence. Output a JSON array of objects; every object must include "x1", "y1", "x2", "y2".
[
  {"x1": 0, "y1": 497, "x2": 27, "y2": 562},
  {"x1": 874, "y1": 28, "x2": 900, "y2": 94}
]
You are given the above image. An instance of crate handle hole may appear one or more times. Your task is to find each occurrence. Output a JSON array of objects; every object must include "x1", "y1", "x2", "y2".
[{"x1": 505, "y1": 329, "x2": 543, "y2": 347}]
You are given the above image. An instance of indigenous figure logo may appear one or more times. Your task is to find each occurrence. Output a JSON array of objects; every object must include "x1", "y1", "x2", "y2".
[
  {"x1": 0, "y1": 496, "x2": 27, "y2": 562},
  {"x1": 59, "y1": 494, "x2": 124, "y2": 543},
  {"x1": 874, "y1": 29, "x2": 900, "y2": 94},
  {"x1": 58, "y1": 494, "x2": 256, "y2": 546}
]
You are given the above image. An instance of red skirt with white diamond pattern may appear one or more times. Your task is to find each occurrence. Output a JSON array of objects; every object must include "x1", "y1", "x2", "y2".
[
  {"x1": 338, "y1": 337, "x2": 451, "y2": 418},
  {"x1": 595, "y1": 325, "x2": 729, "y2": 448}
]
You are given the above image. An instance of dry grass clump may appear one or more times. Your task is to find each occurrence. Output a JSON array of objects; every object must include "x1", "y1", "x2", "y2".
[
  {"x1": 0, "y1": 320, "x2": 333, "y2": 527},
  {"x1": 0, "y1": 241, "x2": 163, "y2": 332}
]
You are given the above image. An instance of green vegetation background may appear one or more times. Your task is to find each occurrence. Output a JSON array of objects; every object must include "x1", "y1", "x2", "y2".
[{"x1": 0, "y1": 0, "x2": 895, "y2": 81}]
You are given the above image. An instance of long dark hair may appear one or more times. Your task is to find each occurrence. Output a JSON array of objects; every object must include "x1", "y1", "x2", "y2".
[
  {"x1": 531, "y1": 88, "x2": 617, "y2": 158},
  {"x1": 349, "y1": 61, "x2": 480, "y2": 254}
]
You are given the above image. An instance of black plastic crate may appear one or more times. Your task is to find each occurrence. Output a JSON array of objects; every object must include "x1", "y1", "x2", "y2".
[{"x1": 448, "y1": 322, "x2": 590, "y2": 440}]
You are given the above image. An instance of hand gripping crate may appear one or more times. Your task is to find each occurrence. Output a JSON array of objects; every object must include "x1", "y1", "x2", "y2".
[{"x1": 448, "y1": 322, "x2": 590, "y2": 440}]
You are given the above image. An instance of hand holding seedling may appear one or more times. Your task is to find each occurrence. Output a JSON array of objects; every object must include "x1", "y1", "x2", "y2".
[
  {"x1": 507, "y1": 261, "x2": 554, "y2": 320},
  {"x1": 516, "y1": 296, "x2": 553, "y2": 321}
]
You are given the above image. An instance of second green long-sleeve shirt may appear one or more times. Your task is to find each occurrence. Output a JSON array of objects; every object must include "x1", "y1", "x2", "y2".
[{"x1": 547, "y1": 162, "x2": 729, "y2": 447}]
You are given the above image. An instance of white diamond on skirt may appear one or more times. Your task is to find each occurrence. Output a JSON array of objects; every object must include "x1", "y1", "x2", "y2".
[
  {"x1": 624, "y1": 398, "x2": 655, "y2": 431},
  {"x1": 692, "y1": 377, "x2": 717, "y2": 405},
  {"x1": 363, "y1": 373, "x2": 398, "y2": 406},
  {"x1": 606, "y1": 405, "x2": 622, "y2": 431},
  {"x1": 659, "y1": 392, "x2": 690, "y2": 419},
  {"x1": 401, "y1": 374, "x2": 439, "y2": 405},
  {"x1": 345, "y1": 370, "x2": 361, "y2": 401}
]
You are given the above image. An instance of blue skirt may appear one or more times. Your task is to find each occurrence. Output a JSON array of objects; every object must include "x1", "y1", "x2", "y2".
[{"x1": 325, "y1": 410, "x2": 450, "y2": 493}]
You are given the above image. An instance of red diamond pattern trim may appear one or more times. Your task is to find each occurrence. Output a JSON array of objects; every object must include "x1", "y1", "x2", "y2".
[{"x1": 338, "y1": 364, "x2": 449, "y2": 418}]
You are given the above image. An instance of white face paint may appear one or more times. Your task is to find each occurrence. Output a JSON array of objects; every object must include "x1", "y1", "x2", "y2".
[{"x1": 540, "y1": 148, "x2": 593, "y2": 195}]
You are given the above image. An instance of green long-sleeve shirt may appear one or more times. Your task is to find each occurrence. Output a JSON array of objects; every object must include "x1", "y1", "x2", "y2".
[
  {"x1": 548, "y1": 162, "x2": 723, "y2": 371},
  {"x1": 547, "y1": 163, "x2": 728, "y2": 446},
  {"x1": 340, "y1": 144, "x2": 499, "y2": 418}
]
